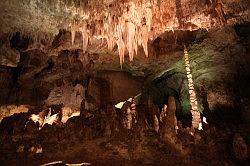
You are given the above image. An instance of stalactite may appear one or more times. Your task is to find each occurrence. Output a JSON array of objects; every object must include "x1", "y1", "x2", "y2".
[
  {"x1": 80, "y1": 24, "x2": 89, "y2": 53},
  {"x1": 137, "y1": 26, "x2": 142, "y2": 46},
  {"x1": 183, "y1": 47, "x2": 201, "y2": 130},
  {"x1": 133, "y1": 27, "x2": 138, "y2": 55},
  {"x1": 69, "y1": 0, "x2": 215, "y2": 67},
  {"x1": 145, "y1": 4, "x2": 153, "y2": 31},
  {"x1": 68, "y1": 1, "x2": 158, "y2": 67},
  {"x1": 117, "y1": 39, "x2": 125, "y2": 68},
  {"x1": 71, "y1": 28, "x2": 76, "y2": 45},
  {"x1": 141, "y1": 25, "x2": 149, "y2": 57},
  {"x1": 116, "y1": 18, "x2": 126, "y2": 68},
  {"x1": 127, "y1": 21, "x2": 136, "y2": 61}
]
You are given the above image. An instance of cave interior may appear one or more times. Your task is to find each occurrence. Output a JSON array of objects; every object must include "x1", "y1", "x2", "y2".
[{"x1": 0, "y1": 0, "x2": 250, "y2": 165}]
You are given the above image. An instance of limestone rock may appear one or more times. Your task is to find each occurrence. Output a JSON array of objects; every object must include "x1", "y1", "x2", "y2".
[
  {"x1": 160, "y1": 96, "x2": 177, "y2": 144},
  {"x1": 46, "y1": 84, "x2": 85, "y2": 111},
  {"x1": 233, "y1": 134, "x2": 248, "y2": 160}
]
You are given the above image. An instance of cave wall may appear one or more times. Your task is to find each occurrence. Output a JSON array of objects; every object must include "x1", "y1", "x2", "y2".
[
  {"x1": 144, "y1": 24, "x2": 250, "y2": 124},
  {"x1": 0, "y1": 22, "x2": 249, "y2": 124},
  {"x1": 0, "y1": 47, "x2": 85, "y2": 105},
  {"x1": 96, "y1": 71, "x2": 144, "y2": 104}
]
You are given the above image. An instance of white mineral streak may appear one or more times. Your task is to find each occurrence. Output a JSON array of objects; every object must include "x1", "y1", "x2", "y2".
[{"x1": 184, "y1": 47, "x2": 201, "y2": 129}]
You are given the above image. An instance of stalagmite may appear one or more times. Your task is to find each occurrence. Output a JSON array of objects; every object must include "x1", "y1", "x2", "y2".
[
  {"x1": 154, "y1": 115, "x2": 159, "y2": 132},
  {"x1": 160, "y1": 104, "x2": 168, "y2": 122},
  {"x1": 121, "y1": 97, "x2": 137, "y2": 130},
  {"x1": 167, "y1": 96, "x2": 178, "y2": 134},
  {"x1": 160, "y1": 96, "x2": 177, "y2": 144},
  {"x1": 233, "y1": 134, "x2": 248, "y2": 160},
  {"x1": 184, "y1": 47, "x2": 201, "y2": 129}
]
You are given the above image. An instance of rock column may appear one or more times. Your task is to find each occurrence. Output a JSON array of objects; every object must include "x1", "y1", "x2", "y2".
[{"x1": 184, "y1": 47, "x2": 201, "y2": 129}]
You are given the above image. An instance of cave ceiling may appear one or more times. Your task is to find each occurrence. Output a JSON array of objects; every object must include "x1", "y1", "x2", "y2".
[{"x1": 0, "y1": 0, "x2": 249, "y2": 67}]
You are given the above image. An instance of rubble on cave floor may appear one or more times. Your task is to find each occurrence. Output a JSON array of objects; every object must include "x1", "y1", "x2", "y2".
[{"x1": 0, "y1": 99, "x2": 249, "y2": 166}]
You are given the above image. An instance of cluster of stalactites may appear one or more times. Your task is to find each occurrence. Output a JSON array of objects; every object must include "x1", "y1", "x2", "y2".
[
  {"x1": 71, "y1": 22, "x2": 89, "y2": 53},
  {"x1": 184, "y1": 47, "x2": 201, "y2": 130},
  {"x1": 70, "y1": 0, "x2": 155, "y2": 68}
]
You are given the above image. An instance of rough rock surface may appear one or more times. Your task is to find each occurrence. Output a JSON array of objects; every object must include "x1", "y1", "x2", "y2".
[{"x1": 0, "y1": 8, "x2": 249, "y2": 164}]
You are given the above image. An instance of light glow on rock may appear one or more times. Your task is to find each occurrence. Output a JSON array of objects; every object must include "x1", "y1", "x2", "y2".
[
  {"x1": 198, "y1": 122, "x2": 203, "y2": 130},
  {"x1": 0, "y1": 105, "x2": 29, "y2": 122},
  {"x1": 30, "y1": 107, "x2": 80, "y2": 129},
  {"x1": 30, "y1": 108, "x2": 59, "y2": 129},
  {"x1": 115, "y1": 101, "x2": 125, "y2": 109}
]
